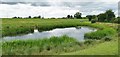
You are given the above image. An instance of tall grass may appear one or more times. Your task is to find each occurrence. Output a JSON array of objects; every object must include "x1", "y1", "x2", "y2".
[
  {"x1": 3, "y1": 35, "x2": 105, "y2": 55},
  {"x1": 2, "y1": 19, "x2": 89, "y2": 37},
  {"x1": 84, "y1": 28, "x2": 116, "y2": 39},
  {"x1": 2, "y1": 35, "x2": 81, "y2": 55}
]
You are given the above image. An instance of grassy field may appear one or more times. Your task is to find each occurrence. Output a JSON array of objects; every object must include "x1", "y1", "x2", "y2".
[
  {"x1": 62, "y1": 35, "x2": 118, "y2": 55},
  {"x1": 2, "y1": 18, "x2": 89, "y2": 37},
  {"x1": 1, "y1": 18, "x2": 119, "y2": 55}
]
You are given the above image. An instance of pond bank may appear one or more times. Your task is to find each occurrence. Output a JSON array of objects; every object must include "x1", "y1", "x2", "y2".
[{"x1": 2, "y1": 27, "x2": 96, "y2": 41}]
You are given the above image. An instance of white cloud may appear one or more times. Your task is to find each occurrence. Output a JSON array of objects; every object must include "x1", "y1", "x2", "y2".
[
  {"x1": 1, "y1": 0, "x2": 119, "y2": 2},
  {"x1": 0, "y1": 1, "x2": 118, "y2": 18},
  {"x1": 0, "y1": 3, "x2": 79, "y2": 18}
]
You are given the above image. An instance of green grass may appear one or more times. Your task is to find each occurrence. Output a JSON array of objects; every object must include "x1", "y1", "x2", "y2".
[
  {"x1": 84, "y1": 28, "x2": 116, "y2": 39},
  {"x1": 61, "y1": 38, "x2": 118, "y2": 55},
  {"x1": 2, "y1": 18, "x2": 118, "y2": 55},
  {"x1": 2, "y1": 19, "x2": 89, "y2": 37},
  {"x1": 2, "y1": 35, "x2": 83, "y2": 55}
]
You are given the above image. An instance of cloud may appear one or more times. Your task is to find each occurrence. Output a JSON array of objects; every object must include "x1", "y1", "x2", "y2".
[
  {"x1": 0, "y1": 3, "x2": 79, "y2": 18},
  {"x1": 0, "y1": 0, "x2": 118, "y2": 18},
  {"x1": 1, "y1": 0, "x2": 119, "y2": 2}
]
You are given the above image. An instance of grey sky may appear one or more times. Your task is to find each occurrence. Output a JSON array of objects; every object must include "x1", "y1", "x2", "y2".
[{"x1": 0, "y1": 0, "x2": 119, "y2": 18}]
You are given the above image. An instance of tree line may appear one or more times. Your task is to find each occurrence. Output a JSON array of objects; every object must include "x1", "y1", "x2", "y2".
[{"x1": 12, "y1": 9, "x2": 119, "y2": 23}]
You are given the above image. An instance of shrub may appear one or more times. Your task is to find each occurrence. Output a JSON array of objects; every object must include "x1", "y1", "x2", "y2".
[
  {"x1": 84, "y1": 39, "x2": 94, "y2": 45},
  {"x1": 102, "y1": 36, "x2": 112, "y2": 41},
  {"x1": 113, "y1": 18, "x2": 120, "y2": 24},
  {"x1": 91, "y1": 19, "x2": 96, "y2": 23}
]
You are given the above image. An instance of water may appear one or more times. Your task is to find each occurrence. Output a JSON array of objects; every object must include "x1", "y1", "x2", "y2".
[{"x1": 2, "y1": 27, "x2": 97, "y2": 41}]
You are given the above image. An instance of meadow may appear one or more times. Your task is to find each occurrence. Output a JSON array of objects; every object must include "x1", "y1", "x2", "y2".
[
  {"x1": 1, "y1": 18, "x2": 119, "y2": 55},
  {"x1": 2, "y1": 18, "x2": 89, "y2": 37}
]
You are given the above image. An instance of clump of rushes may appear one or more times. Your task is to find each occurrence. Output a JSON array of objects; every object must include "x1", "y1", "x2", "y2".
[
  {"x1": 84, "y1": 28, "x2": 116, "y2": 40},
  {"x1": 2, "y1": 35, "x2": 82, "y2": 55}
]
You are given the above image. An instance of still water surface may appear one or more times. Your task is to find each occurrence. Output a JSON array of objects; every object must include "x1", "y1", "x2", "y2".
[{"x1": 2, "y1": 27, "x2": 97, "y2": 41}]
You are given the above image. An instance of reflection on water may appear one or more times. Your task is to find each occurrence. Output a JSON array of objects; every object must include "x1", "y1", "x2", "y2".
[{"x1": 2, "y1": 27, "x2": 97, "y2": 41}]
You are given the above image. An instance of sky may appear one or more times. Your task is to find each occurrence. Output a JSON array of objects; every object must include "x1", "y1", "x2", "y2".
[{"x1": 0, "y1": 0, "x2": 119, "y2": 18}]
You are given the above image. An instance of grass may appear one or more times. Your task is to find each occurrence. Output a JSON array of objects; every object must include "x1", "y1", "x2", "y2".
[
  {"x1": 61, "y1": 37, "x2": 118, "y2": 55},
  {"x1": 2, "y1": 35, "x2": 83, "y2": 55},
  {"x1": 84, "y1": 28, "x2": 116, "y2": 39},
  {"x1": 2, "y1": 35, "x2": 110, "y2": 55},
  {"x1": 2, "y1": 18, "x2": 89, "y2": 37},
  {"x1": 2, "y1": 18, "x2": 119, "y2": 55}
]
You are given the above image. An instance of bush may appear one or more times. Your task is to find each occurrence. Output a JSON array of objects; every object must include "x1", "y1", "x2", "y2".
[
  {"x1": 84, "y1": 39, "x2": 95, "y2": 45},
  {"x1": 91, "y1": 19, "x2": 96, "y2": 23},
  {"x1": 102, "y1": 36, "x2": 112, "y2": 41},
  {"x1": 113, "y1": 18, "x2": 120, "y2": 24}
]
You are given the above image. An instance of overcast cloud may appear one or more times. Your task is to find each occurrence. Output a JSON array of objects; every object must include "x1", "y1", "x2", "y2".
[{"x1": 0, "y1": 0, "x2": 119, "y2": 18}]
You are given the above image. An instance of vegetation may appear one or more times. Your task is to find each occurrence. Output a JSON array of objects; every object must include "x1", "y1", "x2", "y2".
[
  {"x1": 2, "y1": 19, "x2": 89, "y2": 37},
  {"x1": 74, "y1": 12, "x2": 82, "y2": 19},
  {"x1": 2, "y1": 35, "x2": 97, "y2": 55},
  {"x1": 97, "y1": 9, "x2": 115, "y2": 22},
  {"x1": 86, "y1": 15, "x2": 93, "y2": 21},
  {"x1": 67, "y1": 15, "x2": 73, "y2": 19},
  {"x1": 2, "y1": 18, "x2": 118, "y2": 55},
  {"x1": 1, "y1": 9, "x2": 118, "y2": 55},
  {"x1": 84, "y1": 28, "x2": 116, "y2": 39},
  {"x1": 62, "y1": 37, "x2": 118, "y2": 55}
]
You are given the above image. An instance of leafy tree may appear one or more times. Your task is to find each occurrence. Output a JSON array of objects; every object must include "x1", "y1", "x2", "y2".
[
  {"x1": 86, "y1": 15, "x2": 93, "y2": 21},
  {"x1": 97, "y1": 13, "x2": 106, "y2": 22},
  {"x1": 105, "y1": 9, "x2": 115, "y2": 22},
  {"x1": 67, "y1": 15, "x2": 71, "y2": 19},
  {"x1": 28, "y1": 16, "x2": 31, "y2": 18},
  {"x1": 38, "y1": 15, "x2": 41, "y2": 18},
  {"x1": 33, "y1": 16, "x2": 37, "y2": 18},
  {"x1": 13, "y1": 16, "x2": 17, "y2": 18},
  {"x1": 92, "y1": 15, "x2": 97, "y2": 19},
  {"x1": 74, "y1": 12, "x2": 82, "y2": 19}
]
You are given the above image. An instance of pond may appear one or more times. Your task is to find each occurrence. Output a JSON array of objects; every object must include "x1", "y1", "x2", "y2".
[{"x1": 2, "y1": 27, "x2": 97, "y2": 41}]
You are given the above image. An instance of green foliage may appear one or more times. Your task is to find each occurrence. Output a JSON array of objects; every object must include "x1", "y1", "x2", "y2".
[
  {"x1": 113, "y1": 18, "x2": 120, "y2": 24},
  {"x1": 102, "y1": 36, "x2": 112, "y2": 41},
  {"x1": 91, "y1": 19, "x2": 96, "y2": 23},
  {"x1": 97, "y1": 13, "x2": 106, "y2": 22},
  {"x1": 84, "y1": 28, "x2": 116, "y2": 40},
  {"x1": 2, "y1": 35, "x2": 81, "y2": 55},
  {"x1": 2, "y1": 19, "x2": 118, "y2": 55},
  {"x1": 105, "y1": 9, "x2": 115, "y2": 22},
  {"x1": 74, "y1": 12, "x2": 82, "y2": 19},
  {"x1": 86, "y1": 15, "x2": 93, "y2": 21},
  {"x1": 2, "y1": 19, "x2": 89, "y2": 37},
  {"x1": 62, "y1": 39, "x2": 118, "y2": 55},
  {"x1": 84, "y1": 39, "x2": 95, "y2": 45},
  {"x1": 97, "y1": 9, "x2": 115, "y2": 22}
]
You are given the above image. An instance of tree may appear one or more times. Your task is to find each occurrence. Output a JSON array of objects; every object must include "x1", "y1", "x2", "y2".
[
  {"x1": 28, "y1": 16, "x2": 31, "y2": 18},
  {"x1": 105, "y1": 9, "x2": 115, "y2": 22},
  {"x1": 67, "y1": 15, "x2": 71, "y2": 19},
  {"x1": 97, "y1": 13, "x2": 106, "y2": 22},
  {"x1": 117, "y1": 17, "x2": 120, "y2": 18},
  {"x1": 92, "y1": 15, "x2": 97, "y2": 19},
  {"x1": 38, "y1": 15, "x2": 41, "y2": 18},
  {"x1": 13, "y1": 16, "x2": 17, "y2": 18},
  {"x1": 86, "y1": 15, "x2": 93, "y2": 21},
  {"x1": 74, "y1": 12, "x2": 82, "y2": 19},
  {"x1": 33, "y1": 16, "x2": 37, "y2": 18}
]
